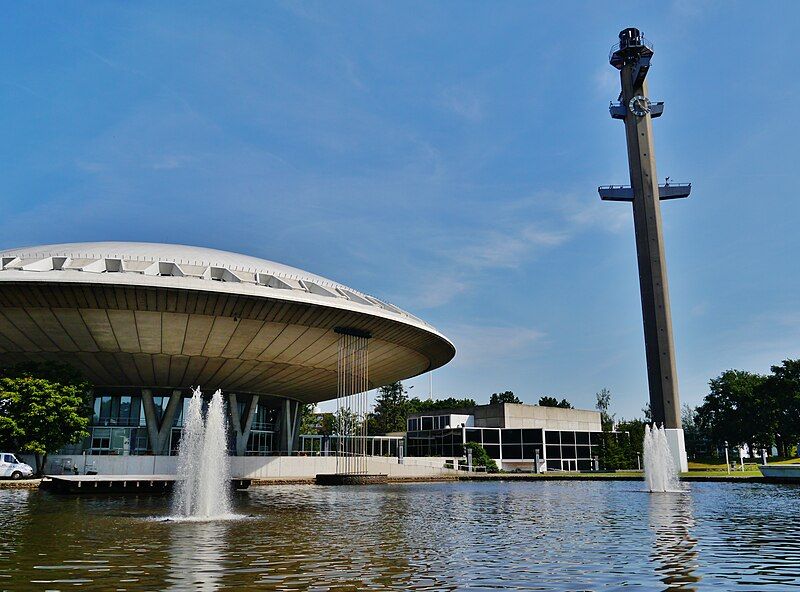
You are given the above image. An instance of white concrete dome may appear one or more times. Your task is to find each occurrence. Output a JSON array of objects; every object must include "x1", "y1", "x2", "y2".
[{"x1": 0, "y1": 242, "x2": 454, "y2": 402}]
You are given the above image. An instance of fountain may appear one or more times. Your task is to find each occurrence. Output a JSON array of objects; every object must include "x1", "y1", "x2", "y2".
[
  {"x1": 171, "y1": 388, "x2": 233, "y2": 519},
  {"x1": 643, "y1": 424, "x2": 681, "y2": 493}
]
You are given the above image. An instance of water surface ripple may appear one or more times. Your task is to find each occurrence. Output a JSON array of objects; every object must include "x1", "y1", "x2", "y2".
[{"x1": 1, "y1": 480, "x2": 799, "y2": 590}]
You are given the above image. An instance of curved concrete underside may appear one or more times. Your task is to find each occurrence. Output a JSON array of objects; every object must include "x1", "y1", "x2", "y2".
[{"x1": 0, "y1": 282, "x2": 455, "y2": 404}]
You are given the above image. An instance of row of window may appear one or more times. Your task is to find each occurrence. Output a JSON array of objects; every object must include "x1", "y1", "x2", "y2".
[
  {"x1": 406, "y1": 428, "x2": 603, "y2": 461},
  {"x1": 299, "y1": 435, "x2": 402, "y2": 457},
  {"x1": 407, "y1": 415, "x2": 453, "y2": 431},
  {"x1": 90, "y1": 391, "x2": 279, "y2": 432},
  {"x1": 62, "y1": 426, "x2": 279, "y2": 456}
]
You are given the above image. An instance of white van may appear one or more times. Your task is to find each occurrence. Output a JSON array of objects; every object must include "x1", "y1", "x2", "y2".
[{"x1": 1, "y1": 453, "x2": 34, "y2": 479}]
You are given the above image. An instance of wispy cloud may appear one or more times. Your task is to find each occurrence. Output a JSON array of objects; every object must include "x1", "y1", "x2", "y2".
[
  {"x1": 449, "y1": 225, "x2": 569, "y2": 270},
  {"x1": 445, "y1": 324, "x2": 547, "y2": 367},
  {"x1": 409, "y1": 274, "x2": 471, "y2": 309},
  {"x1": 563, "y1": 197, "x2": 631, "y2": 234},
  {"x1": 594, "y1": 67, "x2": 618, "y2": 97},
  {"x1": 385, "y1": 189, "x2": 633, "y2": 310},
  {"x1": 439, "y1": 86, "x2": 484, "y2": 122}
]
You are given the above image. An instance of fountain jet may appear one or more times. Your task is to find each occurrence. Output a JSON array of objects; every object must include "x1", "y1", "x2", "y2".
[
  {"x1": 643, "y1": 424, "x2": 680, "y2": 493},
  {"x1": 172, "y1": 388, "x2": 232, "y2": 518}
]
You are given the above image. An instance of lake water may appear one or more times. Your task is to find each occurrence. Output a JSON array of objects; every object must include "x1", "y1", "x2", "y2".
[{"x1": 1, "y1": 480, "x2": 799, "y2": 591}]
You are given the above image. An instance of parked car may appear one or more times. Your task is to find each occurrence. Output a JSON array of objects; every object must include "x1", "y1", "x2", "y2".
[{"x1": 0, "y1": 453, "x2": 35, "y2": 480}]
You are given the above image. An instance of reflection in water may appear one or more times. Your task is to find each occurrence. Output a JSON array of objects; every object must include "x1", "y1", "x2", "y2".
[
  {"x1": 648, "y1": 492, "x2": 699, "y2": 590},
  {"x1": 1, "y1": 482, "x2": 799, "y2": 590},
  {"x1": 167, "y1": 520, "x2": 228, "y2": 591}
]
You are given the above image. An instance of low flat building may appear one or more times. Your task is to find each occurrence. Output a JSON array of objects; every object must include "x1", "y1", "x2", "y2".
[{"x1": 406, "y1": 402, "x2": 603, "y2": 472}]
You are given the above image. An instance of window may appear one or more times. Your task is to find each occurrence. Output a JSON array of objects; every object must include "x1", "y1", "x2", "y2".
[
  {"x1": 545, "y1": 431, "x2": 560, "y2": 445},
  {"x1": 482, "y1": 429, "x2": 500, "y2": 444},
  {"x1": 522, "y1": 429, "x2": 543, "y2": 444},
  {"x1": 252, "y1": 400, "x2": 278, "y2": 431},
  {"x1": 483, "y1": 445, "x2": 500, "y2": 459},
  {"x1": 560, "y1": 431, "x2": 576, "y2": 444},
  {"x1": 91, "y1": 428, "x2": 111, "y2": 451},
  {"x1": 502, "y1": 444, "x2": 522, "y2": 460},
  {"x1": 502, "y1": 429, "x2": 522, "y2": 444},
  {"x1": 522, "y1": 445, "x2": 542, "y2": 460},
  {"x1": 421, "y1": 417, "x2": 433, "y2": 431},
  {"x1": 408, "y1": 418, "x2": 420, "y2": 432},
  {"x1": 433, "y1": 416, "x2": 449, "y2": 429},
  {"x1": 247, "y1": 431, "x2": 273, "y2": 455},
  {"x1": 92, "y1": 394, "x2": 143, "y2": 427},
  {"x1": 576, "y1": 432, "x2": 590, "y2": 445},
  {"x1": 465, "y1": 429, "x2": 482, "y2": 444},
  {"x1": 546, "y1": 445, "x2": 560, "y2": 460}
]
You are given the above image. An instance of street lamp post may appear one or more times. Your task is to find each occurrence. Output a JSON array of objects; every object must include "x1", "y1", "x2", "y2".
[{"x1": 724, "y1": 441, "x2": 730, "y2": 475}]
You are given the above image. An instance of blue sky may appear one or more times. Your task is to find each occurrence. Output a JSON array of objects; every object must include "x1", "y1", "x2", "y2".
[{"x1": 2, "y1": 2, "x2": 799, "y2": 418}]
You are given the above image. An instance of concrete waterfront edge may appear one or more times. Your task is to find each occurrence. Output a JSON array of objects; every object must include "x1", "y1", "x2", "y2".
[{"x1": 315, "y1": 474, "x2": 389, "y2": 486}]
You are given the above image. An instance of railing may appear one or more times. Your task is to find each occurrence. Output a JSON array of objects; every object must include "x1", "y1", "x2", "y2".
[{"x1": 608, "y1": 35, "x2": 654, "y2": 63}]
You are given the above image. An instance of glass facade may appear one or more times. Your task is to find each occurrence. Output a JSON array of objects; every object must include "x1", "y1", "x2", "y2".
[
  {"x1": 246, "y1": 398, "x2": 280, "y2": 455},
  {"x1": 407, "y1": 425, "x2": 602, "y2": 470},
  {"x1": 406, "y1": 428, "x2": 463, "y2": 457},
  {"x1": 407, "y1": 414, "x2": 457, "y2": 432},
  {"x1": 60, "y1": 388, "x2": 290, "y2": 456},
  {"x1": 299, "y1": 435, "x2": 402, "y2": 457}
]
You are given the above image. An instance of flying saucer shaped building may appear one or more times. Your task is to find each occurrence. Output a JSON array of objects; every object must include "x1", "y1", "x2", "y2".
[{"x1": 0, "y1": 242, "x2": 455, "y2": 456}]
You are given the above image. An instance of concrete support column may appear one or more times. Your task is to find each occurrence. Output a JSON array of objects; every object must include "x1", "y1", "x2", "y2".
[
  {"x1": 141, "y1": 389, "x2": 159, "y2": 453},
  {"x1": 141, "y1": 389, "x2": 183, "y2": 455},
  {"x1": 229, "y1": 393, "x2": 259, "y2": 456},
  {"x1": 279, "y1": 399, "x2": 301, "y2": 455}
]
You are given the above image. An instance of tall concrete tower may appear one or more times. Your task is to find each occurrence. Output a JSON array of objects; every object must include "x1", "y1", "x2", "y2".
[{"x1": 598, "y1": 28, "x2": 690, "y2": 471}]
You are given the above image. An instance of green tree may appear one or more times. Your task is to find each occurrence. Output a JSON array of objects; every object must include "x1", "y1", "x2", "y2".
[
  {"x1": 299, "y1": 404, "x2": 319, "y2": 435},
  {"x1": 538, "y1": 396, "x2": 573, "y2": 409},
  {"x1": 318, "y1": 413, "x2": 336, "y2": 436},
  {"x1": 681, "y1": 404, "x2": 709, "y2": 458},
  {"x1": 407, "y1": 397, "x2": 476, "y2": 413},
  {"x1": 370, "y1": 381, "x2": 409, "y2": 435},
  {"x1": 616, "y1": 417, "x2": 646, "y2": 469},
  {"x1": 593, "y1": 388, "x2": 645, "y2": 471},
  {"x1": 595, "y1": 388, "x2": 615, "y2": 432},
  {"x1": 696, "y1": 370, "x2": 769, "y2": 453},
  {"x1": 0, "y1": 362, "x2": 91, "y2": 475},
  {"x1": 463, "y1": 442, "x2": 498, "y2": 473},
  {"x1": 489, "y1": 391, "x2": 521, "y2": 405},
  {"x1": 762, "y1": 359, "x2": 800, "y2": 457},
  {"x1": 642, "y1": 402, "x2": 652, "y2": 423},
  {"x1": 334, "y1": 407, "x2": 362, "y2": 436}
]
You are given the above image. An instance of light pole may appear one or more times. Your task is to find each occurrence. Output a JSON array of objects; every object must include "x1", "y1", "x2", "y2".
[
  {"x1": 636, "y1": 452, "x2": 641, "y2": 471},
  {"x1": 724, "y1": 441, "x2": 730, "y2": 475}
]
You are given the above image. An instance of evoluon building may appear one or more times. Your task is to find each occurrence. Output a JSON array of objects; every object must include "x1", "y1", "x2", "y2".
[{"x1": 0, "y1": 242, "x2": 455, "y2": 458}]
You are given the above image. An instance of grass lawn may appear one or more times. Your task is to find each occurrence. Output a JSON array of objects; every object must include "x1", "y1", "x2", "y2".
[
  {"x1": 689, "y1": 456, "x2": 800, "y2": 473},
  {"x1": 683, "y1": 470, "x2": 761, "y2": 478}
]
